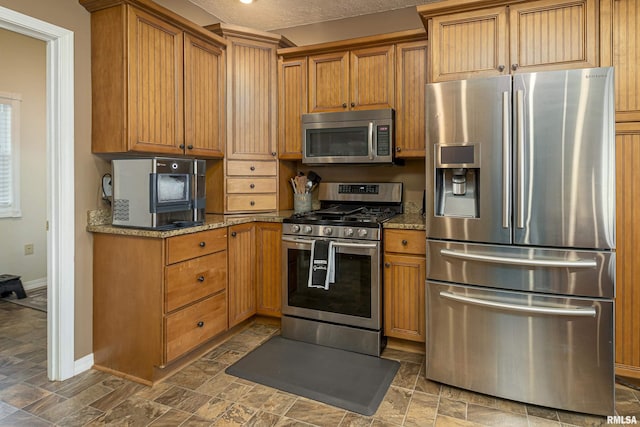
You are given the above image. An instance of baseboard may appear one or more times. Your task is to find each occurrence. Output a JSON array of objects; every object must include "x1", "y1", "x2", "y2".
[
  {"x1": 22, "y1": 277, "x2": 47, "y2": 291},
  {"x1": 74, "y1": 353, "x2": 94, "y2": 376}
]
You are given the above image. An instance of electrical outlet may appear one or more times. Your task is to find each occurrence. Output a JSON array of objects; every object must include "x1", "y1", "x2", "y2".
[{"x1": 24, "y1": 244, "x2": 34, "y2": 256}]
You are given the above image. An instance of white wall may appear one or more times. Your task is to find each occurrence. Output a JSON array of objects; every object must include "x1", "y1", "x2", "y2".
[{"x1": 0, "y1": 28, "x2": 46, "y2": 285}]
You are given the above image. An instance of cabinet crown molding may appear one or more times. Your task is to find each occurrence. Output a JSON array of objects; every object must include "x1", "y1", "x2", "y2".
[
  {"x1": 206, "y1": 22, "x2": 295, "y2": 48},
  {"x1": 79, "y1": 0, "x2": 227, "y2": 47},
  {"x1": 417, "y1": 0, "x2": 528, "y2": 19},
  {"x1": 277, "y1": 29, "x2": 427, "y2": 57}
]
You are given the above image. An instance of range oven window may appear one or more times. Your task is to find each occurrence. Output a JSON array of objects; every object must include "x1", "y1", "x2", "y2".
[
  {"x1": 306, "y1": 127, "x2": 370, "y2": 158},
  {"x1": 285, "y1": 246, "x2": 372, "y2": 318}
]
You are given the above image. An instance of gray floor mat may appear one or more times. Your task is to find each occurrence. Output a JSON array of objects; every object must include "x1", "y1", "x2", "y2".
[{"x1": 225, "y1": 336, "x2": 400, "y2": 416}]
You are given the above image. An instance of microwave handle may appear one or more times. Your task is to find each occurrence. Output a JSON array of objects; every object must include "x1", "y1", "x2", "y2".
[{"x1": 368, "y1": 122, "x2": 374, "y2": 160}]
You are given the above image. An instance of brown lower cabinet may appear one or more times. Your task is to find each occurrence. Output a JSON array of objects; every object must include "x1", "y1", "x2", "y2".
[
  {"x1": 383, "y1": 229, "x2": 426, "y2": 343},
  {"x1": 92, "y1": 228, "x2": 228, "y2": 384},
  {"x1": 227, "y1": 223, "x2": 257, "y2": 328}
]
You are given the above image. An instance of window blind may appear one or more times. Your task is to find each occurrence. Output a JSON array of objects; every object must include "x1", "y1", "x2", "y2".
[{"x1": 0, "y1": 92, "x2": 21, "y2": 217}]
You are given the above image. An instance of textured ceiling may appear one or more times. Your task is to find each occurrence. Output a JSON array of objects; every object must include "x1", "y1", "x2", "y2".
[{"x1": 188, "y1": 0, "x2": 430, "y2": 31}]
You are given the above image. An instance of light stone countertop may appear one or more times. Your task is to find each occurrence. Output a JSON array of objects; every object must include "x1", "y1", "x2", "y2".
[{"x1": 87, "y1": 209, "x2": 425, "y2": 237}]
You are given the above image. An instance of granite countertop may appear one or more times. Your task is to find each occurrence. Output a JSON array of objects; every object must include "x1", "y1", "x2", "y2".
[{"x1": 87, "y1": 208, "x2": 425, "y2": 237}]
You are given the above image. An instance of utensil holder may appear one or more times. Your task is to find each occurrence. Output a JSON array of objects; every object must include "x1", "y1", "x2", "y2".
[{"x1": 294, "y1": 193, "x2": 312, "y2": 213}]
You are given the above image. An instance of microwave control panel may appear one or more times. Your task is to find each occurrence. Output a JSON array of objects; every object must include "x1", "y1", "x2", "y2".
[{"x1": 377, "y1": 125, "x2": 390, "y2": 156}]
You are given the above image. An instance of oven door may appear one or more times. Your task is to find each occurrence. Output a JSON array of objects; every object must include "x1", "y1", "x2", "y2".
[{"x1": 281, "y1": 235, "x2": 381, "y2": 330}]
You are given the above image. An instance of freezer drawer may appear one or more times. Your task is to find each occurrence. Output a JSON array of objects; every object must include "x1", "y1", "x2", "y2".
[
  {"x1": 425, "y1": 281, "x2": 614, "y2": 416},
  {"x1": 427, "y1": 240, "x2": 615, "y2": 298}
]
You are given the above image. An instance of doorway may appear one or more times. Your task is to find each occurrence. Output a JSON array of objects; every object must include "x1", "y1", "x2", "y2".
[{"x1": 0, "y1": 6, "x2": 75, "y2": 380}]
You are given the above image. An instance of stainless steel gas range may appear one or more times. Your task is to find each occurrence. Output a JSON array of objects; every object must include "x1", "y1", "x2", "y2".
[{"x1": 281, "y1": 182, "x2": 403, "y2": 356}]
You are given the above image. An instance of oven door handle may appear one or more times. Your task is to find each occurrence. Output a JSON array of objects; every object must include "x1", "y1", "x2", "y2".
[
  {"x1": 282, "y1": 237, "x2": 377, "y2": 249},
  {"x1": 282, "y1": 237, "x2": 314, "y2": 245},
  {"x1": 440, "y1": 249, "x2": 597, "y2": 268},
  {"x1": 439, "y1": 291, "x2": 596, "y2": 317}
]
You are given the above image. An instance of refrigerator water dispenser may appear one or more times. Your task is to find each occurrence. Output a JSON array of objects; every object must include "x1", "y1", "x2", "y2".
[{"x1": 434, "y1": 144, "x2": 480, "y2": 218}]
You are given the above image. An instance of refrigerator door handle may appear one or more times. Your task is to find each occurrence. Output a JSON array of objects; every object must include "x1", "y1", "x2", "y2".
[
  {"x1": 502, "y1": 91, "x2": 510, "y2": 229},
  {"x1": 440, "y1": 248, "x2": 597, "y2": 268},
  {"x1": 439, "y1": 291, "x2": 597, "y2": 317},
  {"x1": 516, "y1": 89, "x2": 525, "y2": 229}
]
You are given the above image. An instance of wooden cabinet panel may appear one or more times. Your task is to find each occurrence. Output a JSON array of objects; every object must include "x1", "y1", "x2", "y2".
[
  {"x1": 383, "y1": 253, "x2": 426, "y2": 343},
  {"x1": 606, "y1": 0, "x2": 640, "y2": 121},
  {"x1": 308, "y1": 51, "x2": 350, "y2": 112},
  {"x1": 226, "y1": 37, "x2": 278, "y2": 159},
  {"x1": 166, "y1": 228, "x2": 227, "y2": 265},
  {"x1": 165, "y1": 292, "x2": 227, "y2": 362},
  {"x1": 226, "y1": 160, "x2": 277, "y2": 176},
  {"x1": 278, "y1": 57, "x2": 307, "y2": 159},
  {"x1": 509, "y1": 0, "x2": 597, "y2": 73},
  {"x1": 384, "y1": 229, "x2": 426, "y2": 255},
  {"x1": 395, "y1": 40, "x2": 428, "y2": 157},
  {"x1": 430, "y1": 7, "x2": 508, "y2": 82},
  {"x1": 615, "y1": 125, "x2": 640, "y2": 378},
  {"x1": 127, "y1": 7, "x2": 184, "y2": 154},
  {"x1": 255, "y1": 222, "x2": 282, "y2": 317},
  {"x1": 226, "y1": 178, "x2": 277, "y2": 194},
  {"x1": 228, "y1": 223, "x2": 256, "y2": 327},
  {"x1": 350, "y1": 45, "x2": 395, "y2": 110},
  {"x1": 165, "y1": 251, "x2": 227, "y2": 312},
  {"x1": 184, "y1": 33, "x2": 225, "y2": 158}
]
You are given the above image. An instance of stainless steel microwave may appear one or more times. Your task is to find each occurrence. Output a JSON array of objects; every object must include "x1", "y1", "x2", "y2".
[
  {"x1": 111, "y1": 157, "x2": 205, "y2": 229},
  {"x1": 302, "y1": 109, "x2": 394, "y2": 164}
]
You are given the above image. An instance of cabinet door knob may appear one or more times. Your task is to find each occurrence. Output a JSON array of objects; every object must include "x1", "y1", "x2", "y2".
[
  {"x1": 384, "y1": 262, "x2": 391, "y2": 268},
  {"x1": 197, "y1": 321, "x2": 204, "y2": 328},
  {"x1": 199, "y1": 241, "x2": 206, "y2": 247},
  {"x1": 231, "y1": 231, "x2": 237, "y2": 237},
  {"x1": 187, "y1": 145, "x2": 193, "y2": 150},
  {"x1": 498, "y1": 65, "x2": 505, "y2": 72},
  {"x1": 179, "y1": 144, "x2": 185, "y2": 149},
  {"x1": 271, "y1": 152, "x2": 277, "y2": 156},
  {"x1": 197, "y1": 275, "x2": 205, "y2": 282},
  {"x1": 250, "y1": 183, "x2": 255, "y2": 189},
  {"x1": 511, "y1": 63, "x2": 519, "y2": 71},
  {"x1": 250, "y1": 165, "x2": 255, "y2": 171},
  {"x1": 402, "y1": 239, "x2": 408, "y2": 246},
  {"x1": 396, "y1": 147, "x2": 401, "y2": 152},
  {"x1": 342, "y1": 103, "x2": 347, "y2": 108},
  {"x1": 350, "y1": 102, "x2": 355, "y2": 107}
]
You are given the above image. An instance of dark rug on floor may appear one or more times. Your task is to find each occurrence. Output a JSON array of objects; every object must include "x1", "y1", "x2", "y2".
[
  {"x1": 225, "y1": 336, "x2": 400, "y2": 416},
  {"x1": 2, "y1": 287, "x2": 47, "y2": 312}
]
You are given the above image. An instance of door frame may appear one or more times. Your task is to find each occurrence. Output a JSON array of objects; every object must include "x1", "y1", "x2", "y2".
[{"x1": 0, "y1": 6, "x2": 75, "y2": 380}]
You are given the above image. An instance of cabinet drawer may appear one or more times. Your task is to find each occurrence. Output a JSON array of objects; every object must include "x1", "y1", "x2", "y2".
[
  {"x1": 165, "y1": 251, "x2": 227, "y2": 312},
  {"x1": 226, "y1": 160, "x2": 276, "y2": 176},
  {"x1": 166, "y1": 228, "x2": 227, "y2": 265},
  {"x1": 165, "y1": 291, "x2": 227, "y2": 362},
  {"x1": 227, "y1": 194, "x2": 277, "y2": 212},
  {"x1": 227, "y1": 177, "x2": 277, "y2": 194},
  {"x1": 384, "y1": 229, "x2": 425, "y2": 255}
]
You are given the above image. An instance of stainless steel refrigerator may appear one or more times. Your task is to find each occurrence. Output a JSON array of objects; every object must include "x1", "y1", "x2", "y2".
[{"x1": 425, "y1": 67, "x2": 615, "y2": 416}]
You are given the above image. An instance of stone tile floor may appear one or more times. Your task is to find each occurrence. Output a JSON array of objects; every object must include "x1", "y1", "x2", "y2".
[{"x1": 0, "y1": 300, "x2": 638, "y2": 426}]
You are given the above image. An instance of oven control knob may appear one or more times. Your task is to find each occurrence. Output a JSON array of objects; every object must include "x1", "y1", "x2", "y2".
[
  {"x1": 291, "y1": 224, "x2": 300, "y2": 233},
  {"x1": 323, "y1": 227, "x2": 333, "y2": 236},
  {"x1": 344, "y1": 228, "x2": 354, "y2": 237},
  {"x1": 357, "y1": 228, "x2": 368, "y2": 238},
  {"x1": 303, "y1": 225, "x2": 313, "y2": 234}
]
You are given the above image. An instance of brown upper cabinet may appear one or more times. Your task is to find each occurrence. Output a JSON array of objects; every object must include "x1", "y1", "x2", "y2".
[
  {"x1": 80, "y1": 0, "x2": 227, "y2": 157},
  {"x1": 309, "y1": 45, "x2": 395, "y2": 112},
  {"x1": 419, "y1": 0, "x2": 598, "y2": 82},
  {"x1": 278, "y1": 30, "x2": 428, "y2": 159}
]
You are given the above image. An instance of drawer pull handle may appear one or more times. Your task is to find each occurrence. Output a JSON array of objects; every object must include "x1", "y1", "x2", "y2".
[
  {"x1": 250, "y1": 201, "x2": 255, "y2": 206},
  {"x1": 197, "y1": 275, "x2": 205, "y2": 282},
  {"x1": 199, "y1": 241, "x2": 206, "y2": 247},
  {"x1": 197, "y1": 321, "x2": 204, "y2": 327},
  {"x1": 250, "y1": 166, "x2": 255, "y2": 171},
  {"x1": 401, "y1": 240, "x2": 408, "y2": 246},
  {"x1": 231, "y1": 231, "x2": 237, "y2": 237},
  {"x1": 250, "y1": 183, "x2": 255, "y2": 189}
]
